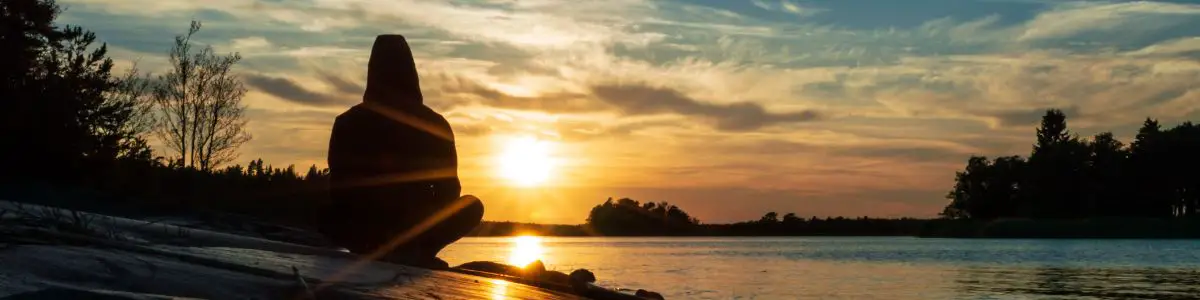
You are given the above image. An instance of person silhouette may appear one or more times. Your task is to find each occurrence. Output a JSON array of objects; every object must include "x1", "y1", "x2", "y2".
[{"x1": 320, "y1": 34, "x2": 484, "y2": 269}]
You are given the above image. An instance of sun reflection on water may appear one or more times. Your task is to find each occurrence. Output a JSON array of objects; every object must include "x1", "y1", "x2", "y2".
[
  {"x1": 490, "y1": 278, "x2": 510, "y2": 300},
  {"x1": 507, "y1": 235, "x2": 545, "y2": 267}
]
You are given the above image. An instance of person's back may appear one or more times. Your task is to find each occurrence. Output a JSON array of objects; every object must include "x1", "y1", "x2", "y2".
[{"x1": 321, "y1": 35, "x2": 483, "y2": 268}]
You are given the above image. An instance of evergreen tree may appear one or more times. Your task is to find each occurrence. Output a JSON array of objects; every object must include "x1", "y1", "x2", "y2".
[
  {"x1": 943, "y1": 111, "x2": 1200, "y2": 221},
  {"x1": 0, "y1": 0, "x2": 150, "y2": 183},
  {"x1": 1023, "y1": 109, "x2": 1088, "y2": 218},
  {"x1": 1086, "y1": 132, "x2": 1129, "y2": 216},
  {"x1": 1163, "y1": 122, "x2": 1200, "y2": 217},
  {"x1": 1128, "y1": 118, "x2": 1172, "y2": 217}
]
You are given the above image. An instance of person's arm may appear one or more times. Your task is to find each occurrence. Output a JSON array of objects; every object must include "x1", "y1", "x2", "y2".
[
  {"x1": 327, "y1": 117, "x2": 346, "y2": 187},
  {"x1": 328, "y1": 113, "x2": 371, "y2": 188},
  {"x1": 432, "y1": 118, "x2": 462, "y2": 200}
]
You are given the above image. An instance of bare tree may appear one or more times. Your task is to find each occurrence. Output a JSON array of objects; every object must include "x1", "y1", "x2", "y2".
[
  {"x1": 152, "y1": 21, "x2": 250, "y2": 170},
  {"x1": 107, "y1": 64, "x2": 157, "y2": 160}
]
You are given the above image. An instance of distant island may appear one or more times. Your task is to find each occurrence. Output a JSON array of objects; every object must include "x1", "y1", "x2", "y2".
[{"x1": 468, "y1": 197, "x2": 926, "y2": 237}]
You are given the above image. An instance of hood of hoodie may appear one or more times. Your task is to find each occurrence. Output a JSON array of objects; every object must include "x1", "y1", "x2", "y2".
[{"x1": 363, "y1": 34, "x2": 423, "y2": 106}]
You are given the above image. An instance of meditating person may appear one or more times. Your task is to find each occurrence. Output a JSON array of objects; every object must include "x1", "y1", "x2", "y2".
[{"x1": 320, "y1": 34, "x2": 484, "y2": 269}]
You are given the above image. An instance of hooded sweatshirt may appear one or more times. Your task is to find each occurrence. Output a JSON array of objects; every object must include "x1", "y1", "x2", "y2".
[
  {"x1": 364, "y1": 35, "x2": 423, "y2": 107},
  {"x1": 327, "y1": 35, "x2": 461, "y2": 203}
]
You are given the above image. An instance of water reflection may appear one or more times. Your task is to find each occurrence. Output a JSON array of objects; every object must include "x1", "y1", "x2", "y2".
[
  {"x1": 955, "y1": 266, "x2": 1200, "y2": 299},
  {"x1": 490, "y1": 278, "x2": 510, "y2": 300},
  {"x1": 507, "y1": 236, "x2": 544, "y2": 267},
  {"x1": 441, "y1": 237, "x2": 1200, "y2": 299}
]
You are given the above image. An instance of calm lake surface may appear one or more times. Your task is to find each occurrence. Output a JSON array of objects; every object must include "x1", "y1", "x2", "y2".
[{"x1": 440, "y1": 237, "x2": 1200, "y2": 299}]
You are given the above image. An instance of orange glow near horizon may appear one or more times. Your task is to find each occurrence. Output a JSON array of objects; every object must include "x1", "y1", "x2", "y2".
[
  {"x1": 496, "y1": 136, "x2": 557, "y2": 187},
  {"x1": 507, "y1": 235, "x2": 545, "y2": 267}
]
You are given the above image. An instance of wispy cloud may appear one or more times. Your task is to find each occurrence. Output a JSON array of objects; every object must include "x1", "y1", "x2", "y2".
[
  {"x1": 1129, "y1": 37, "x2": 1200, "y2": 56},
  {"x1": 592, "y1": 84, "x2": 820, "y2": 131},
  {"x1": 243, "y1": 74, "x2": 355, "y2": 107},
  {"x1": 316, "y1": 70, "x2": 364, "y2": 95},
  {"x1": 750, "y1": 0, "x2": 824, "y2": 17},
  {"x1": 1018, "y1": 1, "x2": 1200, "y2": 41}
]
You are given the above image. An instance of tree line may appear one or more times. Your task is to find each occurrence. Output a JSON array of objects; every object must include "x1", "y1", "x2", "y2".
[
  {"x1": 467, "y1": 198, "x2": 927, "y2": 236},
  {"x1": 941, "y1": 109, "x2": 1200, "y2": 220},
  {"x1": 0, "y1": 0, "x2": 329, "y2": 225},
  {"x1": 709, "y1": 211, "x2": 926, "y2": 236}
]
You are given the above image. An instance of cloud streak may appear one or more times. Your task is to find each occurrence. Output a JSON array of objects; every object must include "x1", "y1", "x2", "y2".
[
  {"x1": 592, "y1": 84, "x2": 820, "y2": 131},
  {"x1": 432, "y1": 75, "x2": 603, "y2": 113},
  {"x1": 316, "y1": 71, "x2": 364, "y2": 95},
  {"x1": 243, "y1": 74, "x2": 355, "y2": 107}
]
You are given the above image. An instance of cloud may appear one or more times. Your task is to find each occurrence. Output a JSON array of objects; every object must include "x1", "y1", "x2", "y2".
[
  {"x1": 552, "y1": 119, "x2": 680, "y2": 142},
  {"x1": 984, "y1": 106, "x2": 1081, "y2": 128},
  {"x1": 243, "y1": 74, "x2": 354, "y2": 107},
  {"x1": 792, "y1": 48, "x2": 1200, "y2": 131},
  {"x1": 432, "y1": 75, "x2": 603, "y2": 113},
  {"x1": 244, "y1": 108, "x2": 338, "y2": 126},
  {"x1": 780, "y1": 0, "x2": 819, "y2": 17},
  {"x1": 748, "y1": 0, "x2": 823, "y2": 17},
  {"x1": 750, "y1": 0, "x2": 772, "y2": 11},
  {"x1": 316, "y1": 71, "x2": 364, "y2": 95},
  {"x1": 722, "y1": 137, "x2": 975, "y2": 164},
  {"x1": 307, "y1": 0, "x2": 660, "y2": 50},
  {"x1": 1128, "y1": 37, "x2": 1200, "y2": 56},
  {"x1": 229, "y1": 37, "x2": 271, "y2": 51},
  {"x1": 1018, "y1": 1, "x2": 1200, "y2": 41},
  {"x1": 432, "y1": 76, "x2": 825, "y2": 134},
  {"x1": 591, "y1": 84, "x2": 820, "y2": 131}
]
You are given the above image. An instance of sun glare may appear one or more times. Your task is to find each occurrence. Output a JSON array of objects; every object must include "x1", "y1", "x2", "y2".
[
  {"x1": 489, "y1": 279, "x2": 509, "y2": 300},
  {"x1": 497, "y1": 137, "x2": 556, "y2": 186},
  {"x1": 507, "y1": 235, "x2": 545, "y2": 267}
]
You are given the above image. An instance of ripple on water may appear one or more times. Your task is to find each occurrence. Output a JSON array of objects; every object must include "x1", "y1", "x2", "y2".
[{"x1": 439, "y1": 237, "x2": 1200, "y2": 299}]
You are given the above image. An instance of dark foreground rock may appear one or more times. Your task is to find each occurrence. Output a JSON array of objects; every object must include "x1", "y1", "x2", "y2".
[{"x1": 0, "y1": 201, "x2": 582, "y2": 299}]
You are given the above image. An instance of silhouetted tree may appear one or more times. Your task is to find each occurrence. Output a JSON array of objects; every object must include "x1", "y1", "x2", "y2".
[
  {"x1": 1086, "y1": 132, "x2": 1129, "y2": 216},
  {"x1": 586, "y1": 197, "x2": 700, "y2": 235},
  {"x1": 304, "y1": 165, "x2": 329, "y2": 181},
  {"x1": 942, "y1": 155, "x2": 1025, "y2": 219},
  {"x1": 1022, "y1": 109, "x2": 1089, "y2": 218},
  {"x1": 1163, "y1": 122, "x2": 1200, "y2": 217},
  {"x1": 759, "y1": 211, "x2": 779, "y2": 223},
  {"x1": 942, "y1": 109, "x2": 1200, "y2": 221},
  {"x1": 0, "y1": 3, "x2": 332, "y2": 226},
  {"x1": 0, "y1": 2, "x2": 58, "y2": 173},
  {"x1": 782, "y1": 213, "x2": 801, "y2": 224},
  {"x1": 1124, "y1": 118, "x2": 1165, "y2": 217},
  {"x1": 0, "y1": 0, "x2": 152, "y2": 184},
  {"x1": 152, "y1": 21, "x2": 250, "y2": 171}
]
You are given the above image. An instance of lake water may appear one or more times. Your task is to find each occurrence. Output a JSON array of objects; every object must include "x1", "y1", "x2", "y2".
[{"x1": 439, "y1": 237, "x2": 1200, "y2": 299}]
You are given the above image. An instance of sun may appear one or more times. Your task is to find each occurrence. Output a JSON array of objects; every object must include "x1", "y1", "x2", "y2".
[
  {"x1": 507, "y1": 235, "x2": 545, "y2": 267},
  {"x1": 496, "y1": 136, "x2": 556, "y2": 186}
]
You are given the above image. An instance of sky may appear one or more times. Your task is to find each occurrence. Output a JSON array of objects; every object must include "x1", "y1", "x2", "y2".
[{"x1": 57, "y1": 0, "x2": 1200, "y2": 224}]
